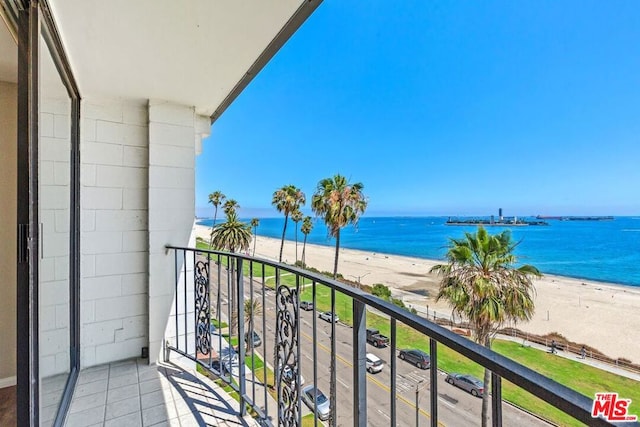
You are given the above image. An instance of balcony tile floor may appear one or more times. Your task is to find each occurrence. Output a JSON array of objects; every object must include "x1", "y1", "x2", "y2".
[{"x1": 65, "y1": 358, "x2": 257, "y2": 427}]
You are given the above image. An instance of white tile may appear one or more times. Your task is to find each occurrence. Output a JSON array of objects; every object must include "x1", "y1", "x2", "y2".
[
  {"x1": 68, "y1": 391, "x2": 107, "y2": 414},
  {"x1": 105, "y1": 397, "x2": 141, "y2": 420},
  {"x1": 149, "y1": 144, "x2": 194, "y2": 168},
  {"x1": 107, "y1": 383, "x2": 139, "y2": 404},
  {"x1": 123, "y1": 146, "x2": 149, "y2": 167},
  {"x1": 65, "y1": 405, "x2": 106, "y2": 427},
  {"x1": 104, "y1": 411, "x2": 142, "y2": 427}
]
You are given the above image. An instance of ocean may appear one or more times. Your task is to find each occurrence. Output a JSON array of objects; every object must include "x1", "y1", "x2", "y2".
[{"x1": 197, "y1": 216, "x2": 640, "y2": 287}]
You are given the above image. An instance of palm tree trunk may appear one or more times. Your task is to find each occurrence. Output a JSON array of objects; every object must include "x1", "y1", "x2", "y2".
[
  {"x1": 333, "y1": 229, "x2": 340, "y2": 279},
  {"x1": 294, "y1": 224, "x2": 298, "y2": 263},
  {"x1": 209, "y1": 207, "x2": 218, "y2": 248},
  {"x1": 279, "y1": 214, "x2": 288, "y2": 263},
  {"x1": 481, "y1": 334, "x2": 491, "y2": 427},
  {"x1": 253, "y1": 226, "x2": 257, "y2": 256},
  {"x1": 302, "y1": 235, "x2": 308, "y2": 267}
]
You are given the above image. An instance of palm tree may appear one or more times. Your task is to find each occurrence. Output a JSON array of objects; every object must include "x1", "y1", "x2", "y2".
[
  {"x1": 311, "y1": 174, "x2": 367, "y2": 279},
  {"x1": 291, "y1": 209, "x2": 303, "y2": 263},
  {"x1": 210, "y1": 210, "x2": 252, "y2": 334},
  {"x1": 223, "y1": 199, "x2": 240, "y2": 217},
  {"x1": 250, "y1": 218, "x2": 260, "y2": 256},
  {"x1": 272, "y1": 185, "x2": 306, "y2": 263},
  {"x1": 430, "y1": 226, "x2": 541, "y2": 427},
  {"x1": 208, "y1": 191, "x2": 226, "y2": 247},
  {"x1": 301, "y1": 216, "x2": 313, "y2": 267},
  {"x1": 244, "y1": 298, "x2": 263, "y2": 353}
]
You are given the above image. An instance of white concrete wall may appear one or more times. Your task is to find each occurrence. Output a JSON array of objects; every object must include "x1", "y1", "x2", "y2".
[
  {"x1": 148, "y1": 100, "x2": 209, "y2": 364},
  {"x1": 80, "y1": 99, "x2": 150, "y2": 367},
  {"x1": 0, "y1": 81, "x2": 17, "y2": 385}
]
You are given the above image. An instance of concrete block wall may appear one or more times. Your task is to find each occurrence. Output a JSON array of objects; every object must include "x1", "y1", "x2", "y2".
[
  {"x1": 80, "y1": 99, "x2": 150, "y2": 367},
  {"x1": 148, "y1": 100, "x2": 210, "y2": 363}
]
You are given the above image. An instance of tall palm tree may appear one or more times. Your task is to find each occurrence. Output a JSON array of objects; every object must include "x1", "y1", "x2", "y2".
[
  {"x1": 272, "y1": 185, "x2": 305, "y2": 263},
  {"x1": 430, "y1": 226, "x2": 541, "y2": 427},
  {"x1": 311, "y1": 174, "x2": 367, "y2": 279},
  {"x1": 223, "y1": 199, "x2": 240, "y2": 217},
  {"x1": 300, "y1": 216, "x2": 313, "y2": 267},
  {"x1": 208, "y1": 191, "x2": 226, "y2": 247},
  {"x1": 250, "y1": 218, "x2": 260, "y2": 256},
  {"x1": 210, "y1": 210, "x2": 252, "y2": 334},
  {"x1": 244, "y1": 298, "x2": 263, "y2": 353},
  {"x1": 291, "y1": 209, "x2": 303, "y2": 263}
]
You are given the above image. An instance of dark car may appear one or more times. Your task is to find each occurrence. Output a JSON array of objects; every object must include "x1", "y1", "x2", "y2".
[
  {"x1": 399, "y1": 349, "x2": 430, "y2": 369},
  {"x1": 300, "y1": 301, "x2": 314, "y2": 311},
  {"x1": 445, "y1": 373, "x2": 484, "y2": 397},
  {"x1": 244, "y1": 331, "x2": 261, "y2": 348}
]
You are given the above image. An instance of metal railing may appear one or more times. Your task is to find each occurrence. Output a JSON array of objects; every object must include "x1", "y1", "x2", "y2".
[{"x1": 165, "y1": 245, "x2": 614, "y2": 427}]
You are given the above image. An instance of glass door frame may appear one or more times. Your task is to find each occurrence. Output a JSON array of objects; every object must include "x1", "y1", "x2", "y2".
[{"x1": 13, "y1": 0, "x2": 81, "y2": 425}]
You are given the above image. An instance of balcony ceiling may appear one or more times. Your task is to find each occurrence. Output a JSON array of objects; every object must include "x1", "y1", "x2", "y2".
[{"x1": 49, "y1": 0, "x2": 319, "y2": 119}]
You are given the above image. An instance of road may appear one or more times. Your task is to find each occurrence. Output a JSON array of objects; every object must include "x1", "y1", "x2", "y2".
[{"x1": 211, "y1": 271, "x2": 549, "y2": 426}]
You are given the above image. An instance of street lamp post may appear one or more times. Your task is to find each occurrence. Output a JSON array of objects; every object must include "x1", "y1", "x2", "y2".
[{"x1": 348, "y1": 272, "x2": 371, "y2": 289}]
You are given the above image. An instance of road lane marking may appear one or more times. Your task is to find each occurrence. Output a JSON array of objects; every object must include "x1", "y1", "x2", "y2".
[
  {"x1": 299, "y1": 330, "x2": 445, "y2": 427},
  {"x1": 377, "y1": 409, "x2": 391, "y2": 421},
  {"x1": 337, "y1": 378, "x2": 350, "y2": 389}
]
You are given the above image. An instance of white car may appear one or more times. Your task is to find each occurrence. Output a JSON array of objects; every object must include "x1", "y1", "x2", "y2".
[
  {"x1": 301, "y1": 384, "x2": 331, "y2": 421},
  {"x1": 319, "y1": 311, "x2": 339, "y2": 323},
  {"x1": 281, "y1": 364, "x2": 305, "y2": 387},
  {"x1": 366, "y1": 353, "x2": 384, "y2": 373}
]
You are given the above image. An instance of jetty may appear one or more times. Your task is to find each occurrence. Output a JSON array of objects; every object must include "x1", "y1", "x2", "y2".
[{"x1": 446, "y1": 208, "x2": 549, "y2": 227}]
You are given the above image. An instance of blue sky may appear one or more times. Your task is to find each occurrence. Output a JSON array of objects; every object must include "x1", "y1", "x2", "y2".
[{"x1": 196, "y1": 1, "x2": 640, "y2": 218}]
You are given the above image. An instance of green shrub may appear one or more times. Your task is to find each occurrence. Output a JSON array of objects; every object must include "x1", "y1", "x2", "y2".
[{"x1": 371, "y1": 283, "x2": 391, "y2": 299}]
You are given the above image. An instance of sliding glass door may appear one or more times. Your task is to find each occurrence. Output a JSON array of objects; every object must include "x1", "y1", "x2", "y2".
[{"x1": 13, "y1": 1, "x2": 80, "y2": 425}]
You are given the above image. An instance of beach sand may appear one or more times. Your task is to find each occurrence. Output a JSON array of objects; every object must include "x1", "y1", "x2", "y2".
[{"x1": 195, "y1": 224, "x2": 640, "y2": 361}]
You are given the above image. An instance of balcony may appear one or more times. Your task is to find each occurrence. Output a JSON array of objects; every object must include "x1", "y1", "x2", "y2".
[{"x1": 70, "y1": 245, "x2": 611, "y2": 427}]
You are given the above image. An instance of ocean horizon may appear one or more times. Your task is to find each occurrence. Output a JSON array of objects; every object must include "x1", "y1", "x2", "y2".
[{"x1": 197, "y1": 216, "x2": 640, "y2": 288}]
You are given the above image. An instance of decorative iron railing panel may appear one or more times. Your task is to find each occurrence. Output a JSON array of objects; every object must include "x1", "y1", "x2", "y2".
[{"x1": 166, "y1": 245, "x2": 616, "y2": 427}]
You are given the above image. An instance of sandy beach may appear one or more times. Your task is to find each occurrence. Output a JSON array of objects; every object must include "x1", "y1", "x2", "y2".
[{"x1": 195, "y1": 224, "x2": 640, "y2": 361}]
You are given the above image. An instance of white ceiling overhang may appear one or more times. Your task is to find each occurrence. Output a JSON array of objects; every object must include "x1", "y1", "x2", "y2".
[{"x1": 47, "y1": 0, "x2": 321, "y2": 120}]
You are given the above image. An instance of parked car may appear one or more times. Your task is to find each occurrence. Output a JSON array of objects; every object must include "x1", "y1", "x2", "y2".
[
  {"x1": 244, "y1": 330, "x2": 261, "y2": 348},
  {"x1": 301, "y1": 385, "x2": 331, "y2": 421},
  {"x1": 319, "y1": 311, "x2": 339, "y2": 323},
  {"x1": 300, "y1": 301, "x2": 314, "y2": 311},
  {"x1": 281, "y1": 364, "x2": 305, "y2": 386},
  {"x1": 445, "y1": 373, "x2": 484, "y2": 397},
  {"x1": 366, "y1": 353, "x2": 384, "y2": 374},
  {"x1": 366, "y1": 328, "x2": 389, "y2": 347},
  {"x1": 399, "y1": 349, "x2": 430, "y2": 369}
]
